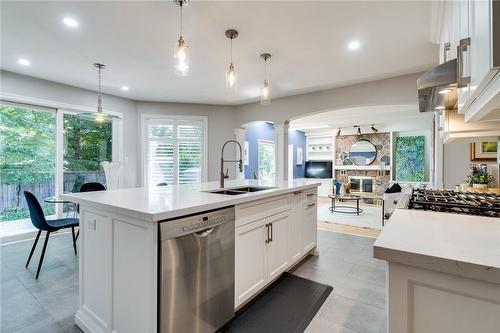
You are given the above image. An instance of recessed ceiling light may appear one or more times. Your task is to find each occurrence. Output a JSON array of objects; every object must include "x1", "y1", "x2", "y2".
[
  {"x1": 438, "y1": 88, "x2": 453, "y2": 94},
  {"x1": 435, "y1": 106, "x2": 445, "y2": 110},
  {"x1": 121, "y1": 86, "x2": 129, "y2": 91},
  {"x1": 63, "y1": 17, "x2": 79, "y2": 28},
  {"x1": 348, "y1": 40, "x2": 361, "y2": 51},
  {"x1": 17, "y1": 58, "x2": 30, "y2": 66}
]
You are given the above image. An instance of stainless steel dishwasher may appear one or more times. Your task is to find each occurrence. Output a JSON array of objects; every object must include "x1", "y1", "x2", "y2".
[{"x1": 158, "y1": 206, "x2": 235, "y2": 333}]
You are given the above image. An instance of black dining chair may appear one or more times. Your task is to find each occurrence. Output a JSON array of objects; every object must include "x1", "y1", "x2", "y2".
[
  {"x1": 79, "y1": 182, "x2": 106, "y2": 192},
  {"x1": 24, "y1": 191, "x2": 79, "y2": 279}
]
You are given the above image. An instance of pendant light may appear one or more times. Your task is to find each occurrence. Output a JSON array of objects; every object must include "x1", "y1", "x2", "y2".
[
  {"x1": 225, "y1": 29, "x2": 238, "y2": 90},
  {"x1": 173, "y1": 0, "x2": 189, "y2": 76},
  {"x1": 260, "y1": 53, "x2": 271, "y2": 105},
  {"x1": 79, "y1": 63, "x2": 119, "y2": 123}
]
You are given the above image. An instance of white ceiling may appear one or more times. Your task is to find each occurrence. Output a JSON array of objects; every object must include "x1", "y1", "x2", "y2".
[
  {"x1": 1, "y1": 1, "x2": 438, "y2": 105},
  {"x1": 290, "y1": 105, "x2": 434, "y2": 135}
]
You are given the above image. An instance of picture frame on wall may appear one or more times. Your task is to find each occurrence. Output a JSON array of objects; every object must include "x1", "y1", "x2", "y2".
[
  {"x1": 297, "y1": 147, "x2": 303, "y2": 165},
  {"x1": 470, "y1": 141, "x2": 498, "y2": 162},
  {"x1": 244, "y1": 141, "x2": 249, "y2": 166}
]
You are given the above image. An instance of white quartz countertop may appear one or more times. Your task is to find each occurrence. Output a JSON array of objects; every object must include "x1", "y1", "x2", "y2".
[
  {"x1": 61, "y1": 179, "x2": 320, "y2": 222},
  {"x1": 373, "y1": 209, "x2": 500, "y2": 284}
]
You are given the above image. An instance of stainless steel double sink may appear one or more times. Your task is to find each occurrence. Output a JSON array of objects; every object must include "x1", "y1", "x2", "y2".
[{"x1": 204, "y1": 186, "x2": 276, "y2": 195}]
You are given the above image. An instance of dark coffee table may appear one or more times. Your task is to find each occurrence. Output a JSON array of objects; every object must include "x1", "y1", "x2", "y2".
[{"x1": 328, "y1": 194, "x2": 363, "y2": 215}]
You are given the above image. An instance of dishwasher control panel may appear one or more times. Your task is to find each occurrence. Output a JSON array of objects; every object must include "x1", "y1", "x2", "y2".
[{"x1": 160, "y1": 206, "x2": 235, "y2": 239}]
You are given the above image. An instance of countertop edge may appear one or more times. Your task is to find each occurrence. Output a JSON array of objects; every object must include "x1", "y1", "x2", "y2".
[
  {"x1": 373, "y1": 244, "x2": 500, "y2": 285},
  {"x1": 61, "y1": 182, "x2": 320, "y2": 222}
]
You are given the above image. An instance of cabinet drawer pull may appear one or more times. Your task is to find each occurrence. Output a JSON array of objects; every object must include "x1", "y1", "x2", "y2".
[
  {"x1": 269, "y1": 222, "x2": 273, "y2": 242},
  {"x1": 457, "y1": 37, "x2": 471, "y2": 88},
  {"x1": 307, "y1": 203, "x2": 316, "y2": 207},
  {"x1": 265, "y1": 223, "x2": 270, "y2": 244},
  {"x1": 306, "y1": 193, "x2": 315, "y2": 197},
  {"x1": 293, "y1": 191, "x2": 302, "y2": 195}
]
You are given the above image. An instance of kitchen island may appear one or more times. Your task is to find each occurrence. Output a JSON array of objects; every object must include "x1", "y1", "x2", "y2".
[
  {"x1": 374, "y1": 209, "x2": 500, "y2": 333},
  {"x1": 62, "y1": 179, "x2": 320, "y2": 333}
]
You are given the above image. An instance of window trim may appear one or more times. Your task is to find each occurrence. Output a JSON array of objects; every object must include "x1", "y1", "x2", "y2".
[
  {"x1": 1, "y1": 93, "x2": 124, "y2": 218},
  {"x1": 140, "y1": 114, "x2": 208, "y2": 186}
]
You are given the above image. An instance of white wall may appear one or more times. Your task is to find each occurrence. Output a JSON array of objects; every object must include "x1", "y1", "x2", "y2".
[
  {"x1": 443, "y1": 142, "x2": 470, "y2": 189},
  {"x1": 1, "y1": 70, "x2": 139, "y2": 188},
  {"x1": 234, "y1": 73, "x2": 423, "y2": 126},
  {"x1": 136, "y1": 102, "x2": 238, "y2": 183}
]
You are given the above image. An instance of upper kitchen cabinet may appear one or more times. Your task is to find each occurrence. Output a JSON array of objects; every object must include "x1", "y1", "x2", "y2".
[{"x1": 436, "y1": 0, "x2": 500, "y2": 121}]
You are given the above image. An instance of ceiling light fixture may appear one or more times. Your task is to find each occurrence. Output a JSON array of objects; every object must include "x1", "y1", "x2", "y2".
[
  {"x1": 438, "y1": 88, "x2": 453, "y2": 94},
  {"x1": 225, "y1": 29, "x2": 238, "y2": 90},
  {"x1": 121, "y1": 86, "x2": 129, "y2": 91},
  {"x1": 355, "y1": 125, "x2": 362, "y2": 135},
  {"x1": 371, "y1": 124, "x2": 378, "y2": 133},
  {"x1": 336, "y1": 128, "x2": 341, "y2": 137},
  {"x1": 79, "y1": 63, "x2": 120, "y2": 123},
  {"x1": 173, "y1": 0, "x2": 189, "y2": 76},
  {"x1": 17, "y1": 58, "x2": 30, "y2": 66},
  {"x1": 348, "y1": 40, "x2": 361, "y2": 51},
  {"x1": 63, "y1": 17, "x2": 79, "y2": 28},
  {"x1": 260, "y1": 53, "x2": 271, "y2": 106}
]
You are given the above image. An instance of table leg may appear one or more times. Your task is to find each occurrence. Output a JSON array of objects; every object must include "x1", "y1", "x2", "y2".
[{"x1": 357, "y1": 199, "x2": 359, "y2": 216}]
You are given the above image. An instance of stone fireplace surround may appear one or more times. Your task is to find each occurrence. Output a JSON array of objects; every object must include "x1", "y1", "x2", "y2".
[{"x1": 335, "y1": 133, "x2": 391, "y2": 195}]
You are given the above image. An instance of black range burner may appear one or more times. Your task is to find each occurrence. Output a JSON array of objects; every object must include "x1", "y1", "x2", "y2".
[{"x1": 409, "y1": 189, "x2": 500, "y2": 218}]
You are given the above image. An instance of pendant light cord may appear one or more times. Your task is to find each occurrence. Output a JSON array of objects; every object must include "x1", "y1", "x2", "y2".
[
  {"x1": 179, "y1": 4, "x2": 183, "y2": 37},
  {"x1": 98, "y1": 66, "x2": 102, "y2": 108},
  {"x1": 264, "y1": 58, "x2": 267, "y2": 83},
  {"x1": 230, "y1": 37, "x2": 233, "y2": 64}
]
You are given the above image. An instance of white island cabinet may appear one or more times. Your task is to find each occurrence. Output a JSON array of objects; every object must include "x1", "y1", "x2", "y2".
[
  {"x1": 62, "y1": 179, "x2": 319, "y2": 333},
  {"x1": 374, "y1": 209, "x2": 500, "y2": 333}
]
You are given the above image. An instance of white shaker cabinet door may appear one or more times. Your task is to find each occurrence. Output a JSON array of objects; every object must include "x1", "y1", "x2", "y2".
[
  {"x1": 266, "y1": 211, "x2": 292, "y2": 281},
  {"x1": 289, "y1": 191, "x2": 304, "y2": 262},
  {"x1": 470, "y1": 0, "x2": 493, "y2": 93},
  {"x1": 235, "y1": 218, "x2": 268, "y2": 308},
  {"x1": 302, "y1": 201, "x2": 318, "y2": 253}
]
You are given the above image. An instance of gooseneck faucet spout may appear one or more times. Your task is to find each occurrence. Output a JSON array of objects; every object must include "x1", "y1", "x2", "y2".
[{"x1": 220, "y1": 140, "x2": 243, "y2": 188}]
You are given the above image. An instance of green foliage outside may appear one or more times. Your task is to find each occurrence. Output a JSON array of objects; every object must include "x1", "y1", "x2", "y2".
[
  {"x1": 0, "y1": 106, "x2": 56, "y2": 221},
  {"x1": 0, "y1": 106, "x2": 112, "y2": 222},
  {"x1": 258, "y1": 141, "x2": 275, "y2": 180},
  {"x1": 395, "y1": 136, "x2": 425, "y2": 182}
]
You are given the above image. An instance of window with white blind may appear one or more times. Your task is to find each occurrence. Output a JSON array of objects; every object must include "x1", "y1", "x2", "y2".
[{"x1": 143, "y1": 116, "x2": 207, "y2": 186}]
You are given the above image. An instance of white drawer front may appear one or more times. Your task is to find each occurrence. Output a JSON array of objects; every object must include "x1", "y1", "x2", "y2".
[{"x1": 235, "y1": 194, "x2": 291, "y2": 228}]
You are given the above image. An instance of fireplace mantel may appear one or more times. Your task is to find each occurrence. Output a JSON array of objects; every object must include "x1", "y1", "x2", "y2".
[{"x1": 335, "y1": 165, "x2": 390, "y2": 171}]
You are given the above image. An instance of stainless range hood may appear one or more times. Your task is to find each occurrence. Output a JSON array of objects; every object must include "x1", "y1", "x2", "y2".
[{"x1": 417, "y1": 59, "x2": 458, "y2": 112}]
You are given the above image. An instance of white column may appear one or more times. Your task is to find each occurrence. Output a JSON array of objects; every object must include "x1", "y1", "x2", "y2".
[
  {"x1": 234, "y1": 128, "x2": 246, "y2": 180},
  {"x1": 274, "y1": 121, "x2": 290, "y2": 181}
]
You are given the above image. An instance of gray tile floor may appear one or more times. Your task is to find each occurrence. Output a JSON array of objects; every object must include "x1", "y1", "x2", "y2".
[{"x1": 1, "y1": 230, "x2": 386, "y2": 333}]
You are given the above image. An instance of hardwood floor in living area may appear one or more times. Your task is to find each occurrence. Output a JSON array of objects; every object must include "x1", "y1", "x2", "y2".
[{"x1": 1, "y1": 229, "x2": 386, "y2": 333}]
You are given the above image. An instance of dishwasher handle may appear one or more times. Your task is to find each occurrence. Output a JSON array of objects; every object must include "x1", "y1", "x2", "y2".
[{"x1": 194, "y1": 227, "x2": 215, "y2": 238}]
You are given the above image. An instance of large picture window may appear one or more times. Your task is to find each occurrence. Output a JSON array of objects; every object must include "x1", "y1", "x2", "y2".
[
  {"x1": 143, "y1": 116, "x2": 207, "y2": 186},
  {"x1": 0, "y1": 100, "x2": 121, "y2": 235},
  {"x1": 0, "y1": 104, "x2": 56, "y2": 222}
]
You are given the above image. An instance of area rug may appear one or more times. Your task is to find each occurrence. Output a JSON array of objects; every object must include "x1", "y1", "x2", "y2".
[
  {"x1": 317, "y1": 202, "x2": 383, "y2": 230},
  {"x1": 220, "y1": 273, "x2": 333, "y2": 333}
]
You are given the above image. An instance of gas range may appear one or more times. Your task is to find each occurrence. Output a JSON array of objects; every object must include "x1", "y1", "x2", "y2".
[{"x1": 408, "y1": 189, "x2": 500, "y2": 218}]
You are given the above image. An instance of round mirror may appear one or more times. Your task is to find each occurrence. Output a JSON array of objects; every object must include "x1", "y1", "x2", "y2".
[{"x1": 349, "y1": 139, "x2": 377, "y2": 166}]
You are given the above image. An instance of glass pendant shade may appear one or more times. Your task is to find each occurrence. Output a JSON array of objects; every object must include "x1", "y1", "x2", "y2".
[
  {"x1": 174, "y1": 36, "x2": 189, "y2": 76},
  {"x1": 260, "y1": 80, "x2": 271, "y2": 106},
  {"x1": 79, "y1": 63, "x2": 120, "y2": 123},
  {"x1": 226, "y1": 63, "x2": 236, "y2": 90},
  {"x1": 225, "y1": 29, "x2": 238, "y2": 90},
  {"x1": 259, "y1": 53, "x2": 271, "y2": 106}
]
